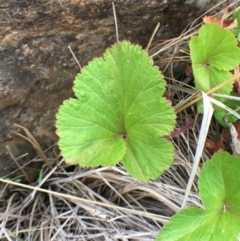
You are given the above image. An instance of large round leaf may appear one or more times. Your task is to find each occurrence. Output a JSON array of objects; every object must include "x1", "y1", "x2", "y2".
[
  {"x1": 56, "y1": 41, "x2": 176, "y2": 181},
  {"x1": 156, "y1": 151, "x2": 240, "y2": 240}
]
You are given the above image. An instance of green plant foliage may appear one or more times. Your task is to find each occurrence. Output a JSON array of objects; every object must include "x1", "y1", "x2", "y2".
[
  {"x1": 4, "y1": 178, "x2": 21, "y2": 183},
  {"x1": 156, "y1": 151, "x2": 240, "y2": 241},
  {"x1": 190, "y1": 23, "x2": 240, "y2": 96},
  {"x1": 214, "y1": 92, "x2": 240, "y2": 127},
  {"x1": 56, "y1": 41, "x2": 176, "y2": 181},
  {"x1": 233, "y1": 9, "x2": 240, "y2": 40}
]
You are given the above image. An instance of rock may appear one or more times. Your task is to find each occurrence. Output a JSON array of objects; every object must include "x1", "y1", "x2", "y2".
[{"x1": 0, "y1": 0, "x2": 225, "y2": 180}]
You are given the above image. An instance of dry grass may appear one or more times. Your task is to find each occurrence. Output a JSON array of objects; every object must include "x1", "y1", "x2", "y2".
[
  {"x1": 0, "y1": 154, "x2": 203, "y2": 241},
  {"x1": 0, "y1": 1, "x2": 239, "y2": 240}
]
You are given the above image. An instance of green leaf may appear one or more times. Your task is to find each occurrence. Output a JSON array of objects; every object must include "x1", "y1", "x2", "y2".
[
  {"x1": 56, "y1": 41, "x2": 176, "y2": 181},
  {"x1": 156, "y1": 151, "x2": 240, "y2": 241},
  {"x1": 214, "y1": 92, "x2": 240, "y2": 127},
  {"x1": 190, "y1": 23, "x2": 240, "y2": 95},
  {"x1": 233, "y1": 9, "x2": 240, "y2": 37}
]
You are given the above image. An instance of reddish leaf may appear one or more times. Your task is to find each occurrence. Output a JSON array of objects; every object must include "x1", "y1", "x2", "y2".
[
  {"x1": 185, "y1": 63, "x2": 193, "y2": 78},
  {"x1": 205, "y1": 121, "x2": 240, "y2": 155},
  {"x1": 222, "y1": 120, "x2": 240, "y2": 140},
  {"x1": 203, "y1": 12, "x2": 237, "y2": 29},
  {"x1": 205, "y1": 138, "x2": 225, "y2": 155}
]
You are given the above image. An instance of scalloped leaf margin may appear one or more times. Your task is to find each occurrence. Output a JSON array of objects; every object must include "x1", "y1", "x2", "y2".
[
  {"x1": 156, "y1": 151, "x2": 240, "y2": 240},
  {"x1": 56, "y1": 41, "x2": 176, "y2": 182}
]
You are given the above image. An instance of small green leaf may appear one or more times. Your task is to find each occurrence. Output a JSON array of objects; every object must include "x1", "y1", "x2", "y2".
[
  {"x1": 4, "y1": 178, "x2": 22, "y2": 183},
  {"x1": 233, "y1": 9, "x2": 240, "y2": 37},
  {"x1": 214, "y1": 92, "x2": 240, "y2": 127},
  {"x1": 190, "y1": 23, "x2": 240, "y2": 94},
  {"x1": 156, "y1": 151, "x2": 240, "y2": 241},
  {"x1": 56, "y1": 41, "x2": 176, "y2": 181}
]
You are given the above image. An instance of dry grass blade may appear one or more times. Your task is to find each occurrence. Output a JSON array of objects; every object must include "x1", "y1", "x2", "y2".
[
  {"x1": 146, "y1": 22, "x2": 160, "y2": 52},
  {"x1": 68, "y1": 45, "x2": 82, "y2": 70},
  {"x1": 5, "y1": 145, "x2": 31, "y2": 183},
  {"x1": 175, "y1": 72, "x2": 240, "y2": 114},
  {"x1": 13, "y1": 124, "x2": 52, "y2": 170},
  {"x1": 0, "y1": 153, "x2": 202, "y2": 240},
  {"x1": 112, "y1": 1, "x2": 119, "y2": 42},
  {"x1": 181, "y1": 92, "x2": 214, "y2": 208}
]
